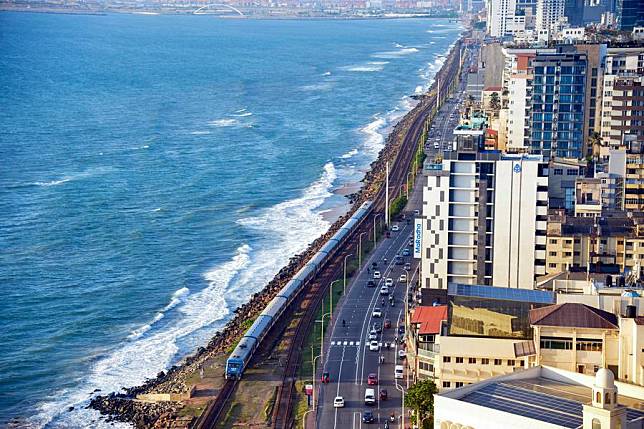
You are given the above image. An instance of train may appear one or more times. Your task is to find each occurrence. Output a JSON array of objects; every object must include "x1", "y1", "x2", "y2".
[{"x1": 225, "y1": 200, "x2": 373, "y2": 379}]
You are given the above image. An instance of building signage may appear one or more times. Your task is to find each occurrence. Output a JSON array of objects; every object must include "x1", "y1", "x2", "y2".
[{"x1": 414, "y1": 218, "x2": 423, "y2": 259}]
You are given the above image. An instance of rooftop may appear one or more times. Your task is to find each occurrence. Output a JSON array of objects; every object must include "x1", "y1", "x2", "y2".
[
  {"x1": 409, "y1": 305, "x2": 448, "y2": 335},
  {"x1": 529, "y1": 303, "x2": 619, "y2": 329},
  {"x1": 448, "y1": 283, "x2": 555, "y2": 304},
  {"x1": 436, "y1": 366, "x2": 644, "y2": 429}
]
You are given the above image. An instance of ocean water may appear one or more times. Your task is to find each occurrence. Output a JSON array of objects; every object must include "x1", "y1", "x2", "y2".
[{"x1": 0, "y1": 13, "x2": 461, "y2": 427}]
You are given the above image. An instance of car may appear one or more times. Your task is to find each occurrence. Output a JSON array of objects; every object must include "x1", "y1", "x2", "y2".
[
  {"x1": 402, "y1": 248, "x2": 411, "y2": 257},
  {"x1": 373, "y1": 271, "x2": 381, "y2": 279},
  {"x1": 368, "y1": 330, "x2": 378, "y2": 340},
  {"x1": 391, "y1": 224, "x2": 399, "y2": 232},
  {"x1": 367, "y1": 373, "x2": 378, "y2": 385},
  {"x1": 379, "y1": 389, "x2": 388, "y2": 400},
  {"x1": 372, "y1": 308, "x2": 382, "y2": 318},
  {"x1": 394, "y1": 256, "x2": 404, "y2": 265},
  {"x1": 385, "y1": 278, "x2": 393, "y2": 287},
  {"x1": 384, "y1": 319, "x2": 391, "y2": 329},
  {"x1": 371, "y1": 261, "x2": 378, "y2": 268},
  {"x1": 398, "y1": 349, "x2": 407, "y2": 359},
  {"x1": 367, "y1": 280, "x2": 375, "y2": 288},
  {"x1": 414, "y1": 209, "x2": 420, "y2": 216},
  {"x1": 380, "y1": 286, "x2": 389, "y2": 295},
  {"x1": 408, "y1": 239, "x2": 413, "y2": 247},
  {"x1": 404, "y1": 262, "x2": 411, "y2": 270},
  {"x1": 373, "y1": 322, "x2": 382, "y2": 333},
  {"x1": 399, "y1": 273, "x2": 407, "y2": 283},
  {"x1": 362, "y1": 410, "x2": 375, "y2": 423},
  {"x1": 395, "y1": 365, "x2": 404, "y2": 379},
  {"x1": 398, "y1": 325, "x2": 405, "y2": 334},
  {"x1": 434, "y1": 142, "x2": 440, "y2": 149},
  {"x1": 321, "y1": 371, "x2": 330, "y2": 383},
  {"x1": 334, "y1": 396, "x2": 345, "y2": 408},
  {"x1": 369, "y1": 340, "x2": 379, "y2": 351}
]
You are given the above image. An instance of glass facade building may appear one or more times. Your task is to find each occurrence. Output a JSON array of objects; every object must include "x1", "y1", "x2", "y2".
[{"x1": 529, "y1": 52, "x2": 587, "y2": 160}]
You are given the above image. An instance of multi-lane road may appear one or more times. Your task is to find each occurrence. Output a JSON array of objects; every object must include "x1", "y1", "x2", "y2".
[{"x1": 316, "y1": 176, "x2": 423, "y2": 429}]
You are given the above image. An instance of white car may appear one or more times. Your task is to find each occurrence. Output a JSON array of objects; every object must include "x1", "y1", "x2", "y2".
[
  {"x1": 385, "y1": 278, "x2": 394, "y2": 287},
  {"x1": 368, "y1": 330, "x2": 378, "y2": 340},
  {"x1": 373, "y1": 270, "x2": 381, "y2": 279},
  {"x1": 369, "y1": 340, "x2": 380, "y2": 351},
  {"x1": 380, "y1": 286, "x2": 389, "y2": 295},
  {"x1": 391, "y1": 224, "x2": 399, "y2": 232},
  {"x1": 334, "y1": 396, "x2": 345, "y2": 408},
  {"x1": 399, "y1": 274, "x2": 407, "y2": 283},
  {"x1": 372, "y1": 308, "x2": 382, "y2": 318},
  {"x1": 398, "y1": 349, "x2": 407, "y2": 359}
]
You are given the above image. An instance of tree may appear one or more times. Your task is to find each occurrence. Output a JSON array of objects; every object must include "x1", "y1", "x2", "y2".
[
  {"x1": 489, "y1": 92, "x2": 501, "y2": 111},
  {"x1": 405, "y1": 379, "x2": 438, "y2": 429}
]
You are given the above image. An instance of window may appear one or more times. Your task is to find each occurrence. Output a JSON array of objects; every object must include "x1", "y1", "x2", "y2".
[
  {"x1": 577, "y1": 339, "x2": 603, "y2": 352},
  {"x1": 455, "y1": 357, "x2": 463, "y2": 363},
  {"x1": 592, "y1": 418, "x2": 601, "y2": 429},
  {"x1": 469, "y1": 358, "x2": 476, "y2": 364},
  {"x1": 443, "y1": 356, "x2": 451, "y2": 363},
  {"x1": 481, "y1": 358, "x2": 490, "y2": 365},
  {"x1": 455, "y1": 382, "x2": 464, "y2": 388},
  {"x1": 507, "y1": 360, "x2": 515, "y2": 366},
  {"x1": 554, "y1": 168, "x2": 563, "y2": 175},
  {"x1": 541, "y1": 336, "x2": 573, "y2": 350},
  {"x1": 494, "y1": 359, "x2": 502, "y2": 365},
  {"x1": 443, "y1": 381, "x2": 451, "y2": 388},
  {"x1": 567, "y1": 169, "x2": 577, "y2": 176}
]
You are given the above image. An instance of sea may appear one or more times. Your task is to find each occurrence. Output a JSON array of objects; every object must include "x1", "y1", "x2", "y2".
[{"x1": 0, "y1": 12, "x2": 461, "y2": 427}]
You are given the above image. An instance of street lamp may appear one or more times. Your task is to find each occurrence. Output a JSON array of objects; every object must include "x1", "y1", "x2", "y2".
[
  {"x1": 303, "y1": 409, "x2": 314, "y2": 429},
  {"x1": 373, "y1": 213, "x2": 383, "y2": 245},
  {"x1": 343, "y1": 254, "x2": 353, "y2": 295},
  {"x1": 406, "y1": 171, "x2": 413, "y2": 200},
  {"x1": 358, "y1": 232, "x2": 367, "y2": 267},
  {"x1": 311, "y1": 351, "x2": 321, "y2": 409},
  {"x1": 329, "y1": 279, "x2": 340, "y2": 320},
  {"x1": 315, "y1": 313, "x2": 331, "y2": 363}
]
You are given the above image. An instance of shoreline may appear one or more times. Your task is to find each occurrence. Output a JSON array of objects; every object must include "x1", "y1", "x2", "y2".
[
  {"x1": 0, "y1": 6, "x2": 459, "y2": 20},
  {"x1": 85, "y1": 34, "x2": 464, "y2": 427}
]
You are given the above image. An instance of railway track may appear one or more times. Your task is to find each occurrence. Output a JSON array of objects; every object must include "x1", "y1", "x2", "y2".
[{"x1": 194, "y1": 40, "x2": 463, "y2": 429}]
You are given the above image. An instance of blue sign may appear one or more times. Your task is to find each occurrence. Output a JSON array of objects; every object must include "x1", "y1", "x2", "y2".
[{"x1": 513, "y1": 163, "x2": 522, "y2": 173}]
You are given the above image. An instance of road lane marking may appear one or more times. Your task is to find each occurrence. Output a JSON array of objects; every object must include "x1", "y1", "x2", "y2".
[{"x1": 333, "y1": 346, "x2": 347, "y2": 429}]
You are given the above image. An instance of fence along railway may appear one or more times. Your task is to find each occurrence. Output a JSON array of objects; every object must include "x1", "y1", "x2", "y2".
[{"x1": 192, "y1": 38, "x2": 464, "y2": 429}]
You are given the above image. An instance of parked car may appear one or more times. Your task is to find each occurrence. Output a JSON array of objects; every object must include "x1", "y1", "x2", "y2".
[
  {"x1": 398, "y1": 349, "x2": 407, "y2": 359},
  {"x1": 372, "y1": 308, "x2": 382, "y2": 318},
  {"x1": 373, "y1": 271, "x2": 381, "y2": 279},
  {"x1": 334, "y1": 396, "x2": 345, "y2": 408},
  {"x1": 367, "y1": 373, "x2": 378, "y2": 385},
  {"x1": 368, "y1": 330, "x2": 378, "y2": 340},
  {"x1": 391, "y1": 224, "x2": 399, "y2": 232},
  {"x1": 385, "y1": 278, "x2": 393, "y2": 287},
  {"x1": 414, "y1": 209, "x2": 420, "y2": 216},
  {"x1": 373, "y1": 322, "x2": 382, "y2": 333},
  {"x1": 395, "y1": 365, "x2": 404, "y2": 379},
  {"x1": 321, "y1": 372, "x2": 330, "y2": 383},
  {"x1": 384, "y1": 319, "x2": 391, "y2": 329},
  {"x1": 398, "y1": 325, "x2": 405, "y2": 334},
  {"x1": 369, "y1": 340, "x2": 380, "y2": 351},
  {"x1": 402, "y1": 248, "x2": 410, "y2": 257},
  {"x1": 404, "y1": 262, "x2": 411, "y2": 270}
]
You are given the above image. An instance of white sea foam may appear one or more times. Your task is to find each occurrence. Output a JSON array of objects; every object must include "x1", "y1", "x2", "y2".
[
  {"x1": 33, "y1": 246, "x2": 248, "y2": 428},
  {"x1": 127, "y1": 287, "x2": 190, "y2": 340},
  {"x1": 371, "y1": 47, "x2": 419, "y2": 59},
  {"x1": 190, "y1": 130, "x2": 211, "y2": 135},
  {"x1": 232, "y1": 112, "x2": 253, "y2": 117},
  {"x1": 32, "y1": 167, "x2": 111, "y2": 187},
  {"x1": 323, "y1": 71, "x2": 332, "y2": 76},
  {"x1": 208, "y1": 118, "x2": 239, "y2": 127},
  {"x1": 342, "y1": 61, "x2": 389, "y2": 72},
  {"x1": 234, "y1": 108, "x2": 247, "y2": 113},
  {"x1": 340, "y1": 148, "x2": 359, "y2": 159}
]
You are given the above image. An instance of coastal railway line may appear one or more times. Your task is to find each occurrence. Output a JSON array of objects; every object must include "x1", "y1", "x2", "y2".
[{"x1": 194, "y1": 39, "x2": 464, "y2": 429}]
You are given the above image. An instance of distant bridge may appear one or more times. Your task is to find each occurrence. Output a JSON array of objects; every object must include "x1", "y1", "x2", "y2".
[{"x1": 193, "y1": 4, "x2": 245, "y2": 16}]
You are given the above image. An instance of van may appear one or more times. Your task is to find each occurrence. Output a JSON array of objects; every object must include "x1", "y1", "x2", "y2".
[
  {"x1": 364, "y1": 388, "x2": 376, "y2": 405},
  {"x1": 395, "y1": 365, "x2": 404, "y2": 379}
]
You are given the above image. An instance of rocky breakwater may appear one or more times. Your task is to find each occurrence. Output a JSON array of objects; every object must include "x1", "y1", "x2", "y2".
[{"x1": 89, "y1": 38, "x2": 464, "y2": 428}]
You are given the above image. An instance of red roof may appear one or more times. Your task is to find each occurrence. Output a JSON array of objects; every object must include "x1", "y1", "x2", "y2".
[
  {"x1": 484, "y1": 86, "x2": 503, "y2": 91},
  {"x1": 410, "y1": 305, "x2": 448, "y2": 335},
  {"x1": 529, "y1": 303, "x2": 618, "y2": 329}
]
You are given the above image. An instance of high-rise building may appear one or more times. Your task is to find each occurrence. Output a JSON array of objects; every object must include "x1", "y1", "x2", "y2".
[
  {"x1": 535, "y1": 0, "x2": 566, "y2": 31},
  {"x1": 615, "y1": 0, "x2": 644, "y2": 30},
  {"x1": 420, "y1": 150, "x2": 548, "y2": 290},
  {"x1": 504, "y1": 48, "x2": 536, "y2": 152},
  {"x1": 529, "y1": 50, "x2": 587, "y2": 159},
  {"x1": 601, "y1": 75, "x2": 644, "y2": 149},
  {"x1": 486, "y1": 0, "x2": 528, "y2": 37}
]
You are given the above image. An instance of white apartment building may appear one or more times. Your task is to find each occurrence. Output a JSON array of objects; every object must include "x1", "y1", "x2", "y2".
[
  {"x1": 421, "y1": 152, "x2": 548, "y2": 290},
  {"x1": 535, "y1": 0, "x2": 566, "y2": 32},
  {"x1": 486, "y1": 0, "x2": 527, "y2": 37},
  {"x1": 503, "y1": 48, "x2": 536, "y2": 152}
]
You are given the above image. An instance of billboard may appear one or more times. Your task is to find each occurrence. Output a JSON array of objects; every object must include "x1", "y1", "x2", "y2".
[{"x1": 413, "y1": 218, "x2": 422, "y2": 259}]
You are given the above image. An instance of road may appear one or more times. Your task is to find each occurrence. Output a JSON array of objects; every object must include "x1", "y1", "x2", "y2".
[{"x1": 316, "y1": 176, "x2": 423, "y2": 429}]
